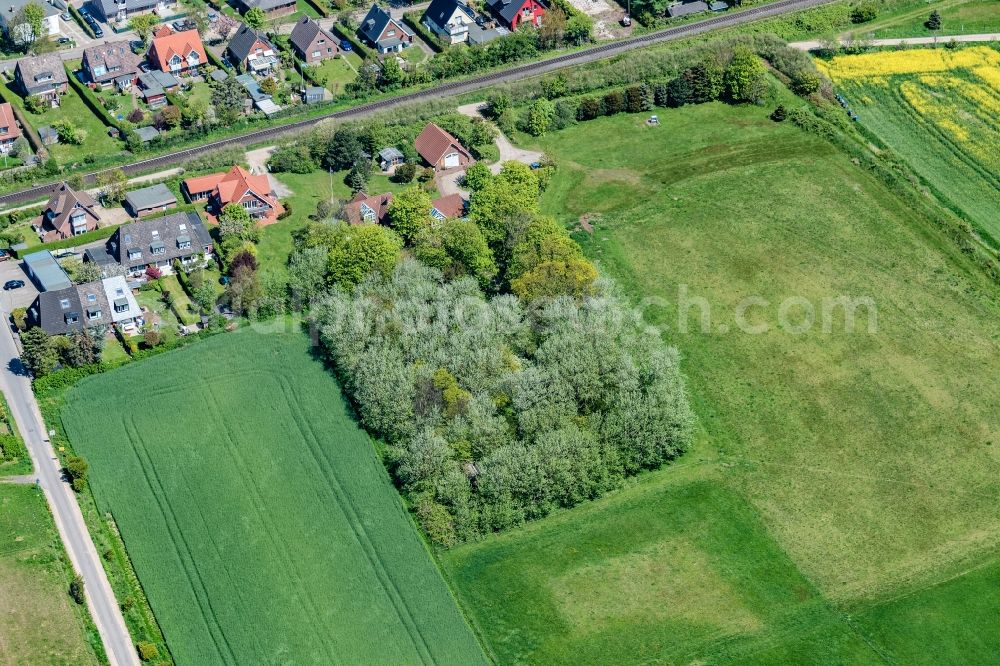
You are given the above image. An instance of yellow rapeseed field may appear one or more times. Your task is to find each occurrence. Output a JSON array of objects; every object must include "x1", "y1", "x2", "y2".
[{"x1": 821, "y1": 46, "x2": 1000, "y2": 81}]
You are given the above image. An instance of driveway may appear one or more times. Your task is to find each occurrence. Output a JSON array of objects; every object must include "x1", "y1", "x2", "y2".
[
  {"x1": 435, "y1": 168, "x2": 468, "y2": 197},
  {"x1": 245, "y1": 145, "x2": 293, "y2": 198},
  {"x1": 456, "y1": 102, "x2": 543, "y2": 174}
]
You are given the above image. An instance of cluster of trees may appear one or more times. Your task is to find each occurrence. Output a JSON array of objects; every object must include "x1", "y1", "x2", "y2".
[
  {"x1": 267, "y1": 115, "x2": 495, "y2": 193},
  {"x1": 20, "y1": 327, "x2": 106, "y2": 377},
  {"x1": 313, "y1": 260, "x2": 693, "y2": 544}
]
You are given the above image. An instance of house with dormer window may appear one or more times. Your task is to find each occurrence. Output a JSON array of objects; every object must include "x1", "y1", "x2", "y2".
[
  {"x1": 33, "y1": 182, "x2": 101, "y2": 242},
  {"x1": 182, "y1": 165, "x2": 284, "y2": 224},
  {"x1": 358, "y1": 5, "x2": 413, "y2": 54},
  {"x1": 27, "y1": 275, "x2": 143, "y2": 336},
  {"x1": 289, "y1": 16, "x2": 339, "y2": 63},
  {"x1": 97, "y1": 211, "x2": 213, "y2": 277},
  {"x1": 342, "y1": 191, "x2": 392, "y2": 226},
  {"x1": 14, "y1": 54, "x2": 68, "y2": 106},
  {"x1": 227, "y1": 25, "x2": 280, "y2": 76},
  {"x1": 82, "y1": 41, "x2": 141, "y2": 89},
  {"x1": 149, "y1": 27, "x2": 208, "y2": 76}
]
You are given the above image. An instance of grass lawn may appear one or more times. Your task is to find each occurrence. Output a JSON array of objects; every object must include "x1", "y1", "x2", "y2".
[
  {"x1": 136, "y1": 285, "x2": 180, "y2": 332},
  {"x1": 850, "y1": 0, "x2": 1000, "y2": 37},
  {"x1": 304, "y1": 52, "x2": 362, "y2": 96},
  {"x1": 3, "y1": 82, "x2": 121, "y2": 166},
  {"x1": 444, "y1": 102, "x2": 1000, "y2": 663},
  {"x1": 60, "y1": 328, "x2": 488, "y2": 666},
  {"x1": 177, "y1": 80, "x2": 212, "y2": 112},
  {"x1": 0, "y1": 485, "x2": 102, "y2": 665},
  {"x1": 257, "y1": 169, "x2": 437, "y2": 279},
  {"x1": 100, "y1": 336, "x2": 130, "y2": 364},
  {"x1": 162, "y1": 273, "x2": 200, "y2": 325}
]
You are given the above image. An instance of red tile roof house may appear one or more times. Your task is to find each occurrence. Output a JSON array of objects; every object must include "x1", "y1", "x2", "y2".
[
  {"x1": 0, "y1": 102, "x2": 23, "y2": 153},
  {"x1": 182, "y1": 165, "x2": 285, "y2": 225},
  {"x1": 342, "y1": 191, "x2": 392, "y2": 226},
  {"x1": 485, "y1": 0, "x2": 545, "y2": 29},
  {"x1": 415, "y1": 123, "x2": 474, "y2": 171},
  {"x1": 33, "y1": 182, "x2": 102, "y2": 242},
  {"x1": 148, "y1": 27, "x2": 208, "y2": 76},
  {"x1": 431, "y1": 193, "x2": 467, "y2": 220}
]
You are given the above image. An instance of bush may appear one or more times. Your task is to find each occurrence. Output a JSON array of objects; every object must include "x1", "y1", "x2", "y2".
[
  {"x1": 267, "y1": 144, "x2": 317, "y2": 173},
  {"x1": 602, "y1": 90, "x2": 625, "y2": 115},
  {"x1": 850, "y1": 1, "x2": 878, "y2": 23},
  {"x1": 137, "y1": 641, "x2": 159, "y2": 661},
  {"x1": 392, "y1": 162, "x2": 417, "y2": 183},
  {"x1": 770, "y1": 105, "x2": 787, "y2": 122},
  {"x1": 69, "y1": 575, "x2": 85, "y2": 604}
]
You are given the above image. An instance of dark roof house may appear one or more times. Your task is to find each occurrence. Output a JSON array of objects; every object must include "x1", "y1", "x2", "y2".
[
  {"x1": 422, "y1": 0, "x2": 476, "y2": 44},
  {"x1": 124, "y1": 183, "x2": 178, "y2": 218},
  {"x1": 233, "y1": 0, "x2": 296, "y2": 16},
  {"x1": 358, "y1": 5, "x2": 414, "y2": 54},
  {"x1": 92, "y1": 0, "x2": 174, "y2": 22},
  {"x1": 105, "y1": 211, "x2": 213, "y2": 275},
  {"x1": 14, "y1": 53, "x2": 68, "y2": 100},
  {"x1": 289, "y1": 16, "x2": 339, "y2": 63},
  {"x1": 81, "y1": 41, "x2": 141, "y2": 88},
  {"x1": 227, "y1": 24, "x2": 280, "y2": 75},
  {"x1": 27, "y1": 276, "x2": 143, "y2": 335},
  {"x1": 34, "y1": 183, "x2": 101, "y2": 242},
  {"x1": 666, "y1": 0, "x2": 709, "y2": 17}
]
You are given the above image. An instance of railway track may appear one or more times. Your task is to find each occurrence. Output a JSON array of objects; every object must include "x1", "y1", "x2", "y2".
[{"x1": 0, "y1": 0, "x2": 833, "y2": 207}]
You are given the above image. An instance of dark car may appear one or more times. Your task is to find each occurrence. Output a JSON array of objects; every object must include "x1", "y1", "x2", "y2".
[
  {"x1": 93, "y1": 26, "x2": 104, "y2": 37},
  {"x1": 57, "y1": 36, "x2": 72, "y2": 45},
  {"x1": 340, "y1": 39, "x2": 352, "y2": 51},
  {"x1": 130, "y1": 39, "x2": 144, "y2": 53},
  {"x1": 0, "y1": 249, "x2": 10, "y2": 262},
  {"x1": 3, "y1": 279, "x2": 25, "y2": 290}
]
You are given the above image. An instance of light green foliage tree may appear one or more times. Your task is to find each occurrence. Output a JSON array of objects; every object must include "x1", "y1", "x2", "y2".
[
  {"x1": 380, "y1": 56, "x2": 405, "y2": 89},
  {"x1": 416, "y1": 220, "x2": 497, "y2": 287},
  {"x1": 724, "y1": 47, "x2": 768, "y2": 104},
  {"x1": 20, "y1": 327, "x2": 58, "y2": 377},
  {"x1": 218, "y1": 203, "x2": 258, "y2": 243},
  {"x1": 96, "y1": 168, "x2": 128, "y2": 205},
  {"x1": 524, "y1": 98, "x2": 555, "y2": 137},
  {"x1": 244, "y1": 7, "x2": 266, "y2": 28},
  {"x1": 388, "y1": 186, "x2": 432, "y2": 243},
  {"x1": 193, "y1": 280, "x2": 218, "y2": 314},
  {"x1": 510, "y1": 256, "x2": 598, "y2": 302},
  {"x1": 287, "y1": 246, "x2": 329, "y2": 306},
  {"x1": 327, "y1": 224, "x2": 403, "y2": 287},
  {"x1": 470, "y1": 163, "x2": 540, "y2": 244},
  {"x1": 462, "y1": 162, "x2": 492, "y2": 192},
  {"x1": 52, "y1": 120, "x2": 86, "y2": 145},
  {"x1": 130, "y1": 14, "x2": 158, "y2": 44},
  {"x1": 10, "y1": 2, "x2": 44, "y2": 48}
]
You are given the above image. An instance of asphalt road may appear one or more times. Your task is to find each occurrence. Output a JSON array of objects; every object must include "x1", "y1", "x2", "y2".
[
  {"x1": 0, "y1": 0, "x2": 837, "y2": 208},
  {"x1": 0, "y1": 318, "x2": 139, "y2": 666},
  {"x1": 790, "y1": 32, "x2": 1000, "y2": 49}
]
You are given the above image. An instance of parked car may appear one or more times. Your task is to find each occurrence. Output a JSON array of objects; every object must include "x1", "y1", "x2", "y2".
[
  {"x1": 208, "y1": 11, "x2": 218, "y2": 21},
  {"x1": 60, "y1": 10, "x2": 71, "y2": 20},
  {"x1": 93, "y1": 25, "x2": 104, "y2": 37},
  {"x1": 340, "y1": 39, "x2": 352, "y2": 51},
  {"x1": 139, "y1": 61, "x2": 150, "y2": 73},
  {"x1": 0, "y1": 250, "x2": 10, "y2": 262},
  {"x1": 3, "y1": 280, "x2": 25, "y2": 291},
  {"x1": 130, "y1": 39, "x2": 144, "y2": 53},
  {"x1": 57, "y1": 36, "x2": 72, "y2": 45}
]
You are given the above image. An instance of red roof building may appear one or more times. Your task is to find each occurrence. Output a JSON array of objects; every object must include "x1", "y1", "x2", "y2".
[
  {"x1": 183, "y1": 165, "x2": 284, "y2": 225},
  {"x1": 430, "y1": 193, "x2": 466, "y2": 220},
  {"x1": 149, "y1": 28, "x2": 208, "y2": 75},
  {"x1": 343, "y1": 191, "x2": 393, "y2": 226},
  {"x1": 0, "y1": 102, "x2": 23, "y2": 153},
  {"x1": 414, "y1": 122, "x2": 474, "y2": 171}
]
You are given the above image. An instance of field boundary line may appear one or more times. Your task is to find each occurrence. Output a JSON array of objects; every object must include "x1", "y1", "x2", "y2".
[
  {"x1": 274, "y1": 373, "x2": 437, "y2": 666},
  {"x1": 194, "y1": 379, "x2": 342, "y2": 664},
  {"x1": 122, "y1": 414, "x2": 238, "y2": 666}
]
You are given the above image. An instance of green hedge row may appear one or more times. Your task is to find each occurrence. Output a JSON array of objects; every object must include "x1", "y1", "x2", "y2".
[
  {"x1": 300, "y1": 0, "x2": 330, "y2": 18},
  {"x1": 69, "y1": 5, "x2": 97, "y2": 39},
  {"x1": 0, "y1": 83, "x2": 45, "y2": 156},
  {"x1": 206, "y1": 47, "x2": 231, "y2": 72},
  {"x1": 63, "y1": 64, "x2": 125, "y2": 135},
  {"x1": 331, "y1": 22, "x2": 374, "y2": 60},
  {"x1": 402, "y1": 13, "x2": 445, "y2": 53},
  {"x1": 12, "y1": 224, "x2": 120, "y2": 259}
]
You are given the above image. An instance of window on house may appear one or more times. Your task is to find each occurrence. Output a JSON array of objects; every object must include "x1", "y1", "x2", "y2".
[
  {"x1": 312, "y1": 50, "x2": 321, "y2": 58},
  {"x1": 87, "y1": 293, "x2": 97, "y2": 302},
  {"x1": 0, "y1": 128, "x2": 7, "y2": 135},
  {"x1": 387, "y1": 29, "x2": 395, "y2": 36},
  {"x1": 59, "y1": 299, "x2": 70, "y2": 309}
]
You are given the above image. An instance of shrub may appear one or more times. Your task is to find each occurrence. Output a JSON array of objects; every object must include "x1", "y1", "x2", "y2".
[
  {"x1": 850, "y1": 1, "x2": 878, "y2": 23},
  {"x1": 602, "y1": 89, "x2": 625, "y2": 115},
  {"x1": 127, "y1": 108, "x2": 145, "y2": 124},
  {"x1": 770, "y1": 105, "x2": 787, "y2": 122},
  {"x1": 577, "y1": 96, "x2": 602, "y2": 120},
  {"x1": 392, "y1": 162, "x2": 417, "y2": 183},
  {"x1": 69, "y1": 575, "x2": 85, "y2": 604},
  {"x1": 137, "y1": 641, "x2": 159, "y2": 661},
  {"x1": 145, "y1": 266, "x2": 162, "y2": 280}
]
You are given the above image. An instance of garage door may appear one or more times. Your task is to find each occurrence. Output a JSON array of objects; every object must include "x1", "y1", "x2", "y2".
[{"x1": 444, "y1": 152, "x2": 460, "y2": 168}]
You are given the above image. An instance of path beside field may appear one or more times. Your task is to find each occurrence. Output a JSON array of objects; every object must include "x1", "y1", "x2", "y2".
[
  {"x1": 0, "y1": 325, "x2": 139, "y2": 666},
  {"x1": 790, "y1": 32, "x2": 1000, "y2": 49}
]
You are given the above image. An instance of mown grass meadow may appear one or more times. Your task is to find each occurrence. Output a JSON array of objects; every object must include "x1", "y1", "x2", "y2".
[
  {"x1": 61, "y1": 328, "x2": 487, "y2": 666},
  {"x1": 444, "y1": 101, "x2": 1000, "y2": 663}
]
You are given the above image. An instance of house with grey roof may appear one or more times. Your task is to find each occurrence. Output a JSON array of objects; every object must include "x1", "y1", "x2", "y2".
[
  {"x1": 137, "y1": 70, "x2": 180, "y2": 108},
  {"x1": 124, "y1": 183, "x2": 178, "y2": 218},
  {"x1": 226, "y1": 24, "x2": 280, "y2": 76},
  {"x1": 14, "y1": 54, "x2": 68, "y2": 105},
  {"x1": 378, "y1": 146, "x2": 404, "y2": 171},
  {"x1": 27, "y1": 275, "x2": 143, "y2": 336},
  {"x1": 81, "y1": 41, "x2": 142, "y2": 89},
  {"x1": 91, "y1": 0, "x2": 176, "y2": 23},
  {"x1": 289, "y1": 16, "x2": 338, "y2": 63},
  {"x1": 666, "y1": 0, "x2": 709, "y2": 17},
  {"x1": 358, "y1": 5, "x2": 413, "y2": 54},
  {"x1": 100, "y1": 211, "x2": 213, "y2": 277},
  {"x1": 0, "y1": 0, "x2": 59, "y2": 38},
  {"x1": 233, "y1": 0, "x2": 295, "y2": 17},
  {"x1": 23, "y1": 250, "x2": 72, "y2": 293}
]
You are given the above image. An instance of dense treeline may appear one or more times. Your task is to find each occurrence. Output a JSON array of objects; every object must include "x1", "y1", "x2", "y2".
[
  {"x1": 313, "y1": 261, "x2": 693, "y2": 544},
  {"x1": 290, "y1": 159, "x2": 694, "y2": 545}
]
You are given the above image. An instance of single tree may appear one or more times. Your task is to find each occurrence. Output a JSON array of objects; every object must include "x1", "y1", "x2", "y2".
[
  {"x1": 388, "y1": 186, "x2": 433, "y2": 243},
  {"x1": 96, "y1": 168, "x2": 128, "y2": 205},
  {"x1": 244, "y1": 7, "x2": 266, "y2": 29},
  {"x1": 130, "y1": 14, "x2": 158, "y2": 45},
  {"x1": 724, "y1": 47, "x2": 767, "y2": 103},
  {"x1": 925, "y1": 9, "x2": 941, "y2": 29}
]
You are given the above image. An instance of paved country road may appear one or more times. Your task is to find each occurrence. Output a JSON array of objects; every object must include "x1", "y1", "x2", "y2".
[
  {"x1": 789, "y1": 32, "x2": 1000, "y2": 49},
  {"x1": 0, "y1": 321, "x2": 139, "y2": 666},
  {"x1": 0, "y1": 0, "x2": 837, "y2": 208}
]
